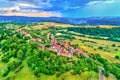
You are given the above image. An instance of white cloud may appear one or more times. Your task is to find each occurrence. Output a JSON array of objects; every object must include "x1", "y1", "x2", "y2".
[
  {"x1": 0, "y1": 10, "x2": 61, "y2": 17},
  {"x1": 82, "y1": 0, "x2": 120, "y2": 17},
  {"x1": 105, "y1": 0, "x2": 115, "y2": 3},
  {"x1": 17, "y1": 3, "x2": 39, "y2": 8},
  {"x1": 15, "y1": 0, "x2": 52, "y2": 9},
  {"x1": 86, "y1": 0, "x2": 119, "y2": 6},
  {"x1": 86, "y1": 1, "x2": 99, "y2": 5},
  {"x1": 0, "y1": 0, "x2": 60, "y2": 17},
  {"x1": 37, "y1": 1, "x2": 52, "y2": 8},
  {"x1": 0, "y1": 6, "x2": 20, "y2": 12}
]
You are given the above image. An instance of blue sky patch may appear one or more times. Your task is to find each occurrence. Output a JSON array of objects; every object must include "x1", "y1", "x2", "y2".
[{"x1": 0, "y1": 0, "x2": 120, "y2": 18}]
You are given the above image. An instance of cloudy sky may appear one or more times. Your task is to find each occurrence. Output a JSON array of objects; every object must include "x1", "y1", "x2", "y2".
[{"x1": 0, "y1": 0, "x2": 120, "y2": 18}]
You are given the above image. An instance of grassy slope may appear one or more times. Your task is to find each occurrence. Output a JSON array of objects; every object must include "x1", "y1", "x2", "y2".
[
  {"x1": 2, "y1": 66, "x2": 98, "y2": 80},
  {"x1": 0, "y1": 55, "x2": 98, "y2": 80},
  {"x1": 1, "y1": 65, "x2": 116, "y2": 80}
]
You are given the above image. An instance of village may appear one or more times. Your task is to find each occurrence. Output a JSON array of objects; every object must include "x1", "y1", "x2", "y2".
[
  {"x1": 50, "y1": 37, "x2": 89, "y2": 58},
  {"x1": 6, "y1": 26, "x2": 89, "y2": 58}
]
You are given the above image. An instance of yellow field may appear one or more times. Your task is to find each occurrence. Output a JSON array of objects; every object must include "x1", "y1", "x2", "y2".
[
  {"x1": 30, "y1": 22, "x2": 74, "y2": 29},
  {"x1": 99, "y1": 25, "x2": 120, "y2": 28},
  {"x1": 65, "y1": 35, "x2": 120, "y2": 63}
]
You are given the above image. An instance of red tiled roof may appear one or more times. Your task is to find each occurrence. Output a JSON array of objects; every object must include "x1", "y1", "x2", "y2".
[
  {"x1": 53, "y1": 43, "x2": 61, "y2": 48},
  {"x1": 75, "y1": 49, "x2": 83, "y2": 54},
  {"x1": 6, "y1": 26, "x2": 13, "y2": 29},
  {"x1": 64, "y1": 43, "x2": 69, "y2": 49},
  {"x1": 23, "y1": 32, "x2": 30, "y2": 36},
  {"x1": 50, "y1": 38, "x2": 89, "y2": 58},
  {"x1": 59, "y1": 48, "x2": 71, "y2": 57}
]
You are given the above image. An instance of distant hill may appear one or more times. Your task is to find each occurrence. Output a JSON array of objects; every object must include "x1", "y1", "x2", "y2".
[{"x1": 0, "y1": 16, "x2": 120, "y2": 26}]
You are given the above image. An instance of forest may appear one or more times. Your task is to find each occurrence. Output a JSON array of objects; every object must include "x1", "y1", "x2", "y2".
[{"x1": 67, "y1": 27, "x2": 120, "y2": 41}]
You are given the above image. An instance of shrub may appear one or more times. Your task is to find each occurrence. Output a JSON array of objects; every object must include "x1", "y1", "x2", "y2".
[
  {"x1": 115, "y1": 55, "x2": 120, "y2": 59},
  {"x1": 112, "y1": 44, "x2": 116, "y2": 47},
  {"x1": 2, "y1": 68, "x2": 9, "y2": 77},
  {"x1": 98, "y1": 46, "x2": 103, "y2": 49}
]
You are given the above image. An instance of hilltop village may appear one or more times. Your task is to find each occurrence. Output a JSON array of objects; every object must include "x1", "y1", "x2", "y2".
[
  {"x1": 50, "y1": 37, "x2": 89, "y2": 58},
  {"x1": 6, "y1": 26, "x2": 89, "y2": 58}
]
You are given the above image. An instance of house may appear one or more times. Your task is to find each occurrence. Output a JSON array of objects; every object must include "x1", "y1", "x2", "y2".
[
  {"x1": 75, "y1": 48, "x2": 83, "y2": 54},
  {"x1": 22, "y1": 32, "x2": 32, "y2": 38},
  {"x1": 59, "y1": 48, "x2": 71, "y2": 57},
  {"x1": 51, "y1": 38, "x2": 57, "y2": 45},
  {"x1": 31, "y1": 38, "x2": 41, "y2": 42},
  {"x1": 6, "y1": 26, "x2": 12, "y2": 29},
  {"x1": 69, "y1": 47, "x2": 74, "y2": 57},
  {"x1": 52, "y1": 43, "x2": 61, "y2": 49},
  {"x1": 50, "y1": 39, "x2": 72, "y2": 57},
  {"x1": 63, "y1": 43, "x2": 70, "y2": 49},
  {"x1": 60, "y1": 41, "x2": 65, "y2": 46},
  {"x1": 50, "y1": 37, "x2": 89, "y2": 58},
  {"x1": 74, "y1": 48, "x2": 89, "y2": 58}
]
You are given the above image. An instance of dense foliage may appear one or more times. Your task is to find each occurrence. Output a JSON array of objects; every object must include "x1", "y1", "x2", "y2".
[{"x1": 67, "y1": 27, "x2": 120, "y2": 41}]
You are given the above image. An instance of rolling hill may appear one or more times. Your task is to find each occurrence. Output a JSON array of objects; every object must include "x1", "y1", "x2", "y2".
[{"x1": 1, "y1": 16, "x2": 120, "y2": 26}]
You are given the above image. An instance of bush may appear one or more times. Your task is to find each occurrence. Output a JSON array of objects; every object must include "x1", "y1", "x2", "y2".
[
  {"x1": 112, "y1": 44, "x2": 116, "y2": 47},
  {"x1": 103, "y1": 70, "x2": 110, "y2": 77},
  {"x1": 2, "y1": 68, "x2": 9, "y2": 77},
  {"x1": 115, "y1": 55, "x2": 120, "y2": 59},
  {"x1": 98, "y1": 46, "x2": 103, "y2": 49}
]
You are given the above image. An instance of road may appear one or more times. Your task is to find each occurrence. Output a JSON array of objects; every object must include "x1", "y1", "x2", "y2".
[{"x1": 99, "y1": 67, "x2": 104, "y2": 80}]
